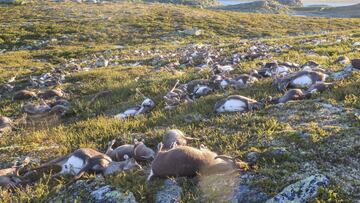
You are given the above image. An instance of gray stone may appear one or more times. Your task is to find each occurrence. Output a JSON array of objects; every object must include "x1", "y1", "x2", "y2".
[
  {"x1": 271, "y1": 147, "x2": 287, "y2": 156},
  {"x1": 91, "y1": 185, "x2": 137, "y2": 203},
  {"x1": 183, "y1": 28, "x2": 202, "y2": 36},
  {"x1": 246, "y1": 151, "x2": 259, "y2": 164},
  {"x1": 50, "y1": 176, "x2": 137, "y2": 203},
  {"x1": 156, "y1": 179, "x2": 182, "y2": 203},
  {"x1": 266, "y1": 174, "x2": 329, "y2": 203},
  {"x1": 96, "y1": 58, "x2": 109, "y2": 67},
  {"x1": 231, "y1": 184, "x2": 268, "y2": 203},
  {"x1": 0, "y1": 0, "x2": 19, "y2": 3}
]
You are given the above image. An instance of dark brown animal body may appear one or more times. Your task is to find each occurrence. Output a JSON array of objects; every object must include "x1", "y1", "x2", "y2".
[
  {"x1": 39, "y1": 89, "x2": 64, "y2": 99},
  {"x1": 13, "y1": 90, "x2": 37, "y2": 100}
]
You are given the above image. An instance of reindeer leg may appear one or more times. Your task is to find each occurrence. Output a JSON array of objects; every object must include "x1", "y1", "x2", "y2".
[{"x1": 147, "y1": 169, "x2": 154, "y2": 182}]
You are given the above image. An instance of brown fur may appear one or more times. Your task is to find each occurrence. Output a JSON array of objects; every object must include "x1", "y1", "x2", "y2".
[
  {"x1": 149, "y1": 145, "x2": 245, "y2": 179},
  {"x1": 271, "y1": 89, "x2": 309, "y2": 104},
  {"x1": 39, "y1": 89, "x2": 64, "y2": 99},
  {"x1": 0, "y1": 116, "x2": 13, "y2": 134},
  {"x1": 106, "y1": 139, "x2": 135, "y2": 161},
  {"x1": 162, "y1": 129, "x2": 199, "y2": 149},
  {"x1": 133, "y1": 141, "x2": 155, "y2": 161},
  {"x1": 13, "y1": 90, "x2": 37, "y2": 101}
]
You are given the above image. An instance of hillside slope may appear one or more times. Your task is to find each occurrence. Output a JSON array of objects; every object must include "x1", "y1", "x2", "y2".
[
  {"x1": 0, "y1": 2, "x2": 360, "y2": 202},
  {"x1": 293, "y1": 3, "x2": 360, "y2": 18}
]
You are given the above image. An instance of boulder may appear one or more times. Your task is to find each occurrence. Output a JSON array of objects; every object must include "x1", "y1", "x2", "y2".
[
  {"x1": 156, "y1": 179, "x2": 182, "y2": 203},
  {"x1": 50, "y1": 176, "x2": 137, "y2": 203},
  {"x1": 231, "y1": 184, "x2": 268, "y2": 203},
  {"x1": 266, "y1": 174, "x2": 329, "y2": 203},
  {"x1": 183, "y1": 28, "x2": 202, "y2": 36}
]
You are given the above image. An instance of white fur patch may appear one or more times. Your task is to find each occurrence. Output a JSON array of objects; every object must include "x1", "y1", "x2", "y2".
[
  {"x1": 195, "y1": 86, "x2": 210, "y2": 95},
  {"x1": 217, "y1": 99, "x2": 246, "y2": 113},
  {"x1": 61, "y1": 156, "x2": 84, "y2": 175},
  {"x1": 141, "y1": 98, "x2": 154, "y2": 106},
  {"x1": 114, "y1": 109, "x2": 138, "y2": 119},
  {"x1": 291, "y1": 75, "x2": 313, "y2": 87},
  {"x1": 275, "y1": 66, "x2": 289, "y2": 74},
  {"x1": 218, "y1": 65, "x2": 234, "y2": 72}
]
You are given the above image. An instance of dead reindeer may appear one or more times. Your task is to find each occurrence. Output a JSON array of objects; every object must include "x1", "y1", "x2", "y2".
[
  {"x1": 162, "y1": 129, "x2": 200, "y2": 150},
  {"x1": 0, "y1": 158, "x2": 31, "y2": 188},
  {"x1": 164, "y1": 80, "x2": 193, "y2": 110},
  {"x1": 230, "y1": 72, "x2": 259, "y2": 89},
  {"x1": 38, "y1": 89, "x2": 65, "y2": 100},
  {"x1": 214, "y1": 95, "x2": 263, "y2": 114},
  {"x1": 114, "y1": 90, "x2": 155, "y2": 119},
  {"x1": 267, "y1": 89, "x2": 310, "y2": 104},
  {"x1": 22, "y1": 100, "x2": 51, "y2": 115},
  {"x1": 23, "y1": 148, "x2": 142, "y2": 185},
  {"x1": 106, "y1": 139, "x2": 134, "y2": 161},
  {"x1": 147, "y1": 144, "x2": 246, "y2": 181},
  {"x1": 133, "y1": 139, "x2": 155, "y2": 161},
  {"x1": 0, "y1": 116, "x2": 13, "y2": 135},
  {"x1": 305, "y1": 82, "x2": 335, "y2": 94},
  {"x1": 0, "y1": 169, "x2": 23, "y2": 188},
  {"x1": 272, "y1": 71, "x2": 327, "y2": 92},
  {"x1": 13, "y1": 90, "x2": 37, "y2": 101}
]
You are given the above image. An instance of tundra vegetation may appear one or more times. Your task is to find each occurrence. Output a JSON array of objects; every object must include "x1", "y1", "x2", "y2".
[{"x1": 0, "y1": 1, "x2": 360, "y2": 202}]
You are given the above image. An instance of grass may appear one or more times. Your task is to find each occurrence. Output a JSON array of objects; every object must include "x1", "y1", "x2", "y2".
[{"x1": 1, "y1": 1, "x2": 360, "y2": 202}]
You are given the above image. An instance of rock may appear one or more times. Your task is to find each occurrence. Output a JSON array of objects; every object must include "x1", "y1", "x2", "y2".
[
  {"x1": 156, "y1": 179, "x2": 182, "y2": 203},
  {"x1": 183, "y1": 28, "x2": 202, "y2": 36},
  {"x1": 231, "y1": 184, "x2": 268, "y2": 203},
  {"x1": 351, "y1": 59, "x2": 360, "y2": 69},
  {"x1": 50, "y1": 176, "x2": 137, "y2": 203},
  {"x1": 183, "y1": 113, "x2": 203, "y2": 123},
  {"x1": 91, "y1": 185, "x2": 137, "y2": 203},
  {"x1": 96, "y1": 58, "x2": 109, "y2": 67},
  {"x1": 266, "y1": 174, "x2": 330, "y2": 203},
  {"x1": 246, "y1": 151, "x2": 259, "y2": 164},
  {"x1": 271, "y1": 147, "x2": 287, "y2": 156},
  {"x1": 0, "y1": 0, "x2": 23, "y2": 4}
]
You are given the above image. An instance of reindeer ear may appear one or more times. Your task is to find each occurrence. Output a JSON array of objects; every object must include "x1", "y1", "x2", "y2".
[{"x1": 134, "y1": 139, "x2": 139, "y2": 144}]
